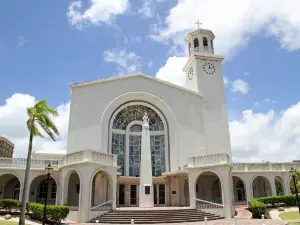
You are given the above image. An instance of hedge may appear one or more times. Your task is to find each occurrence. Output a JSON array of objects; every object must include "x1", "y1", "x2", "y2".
[
  {"x1": 249, "y1": 194, "x2": 298, "y2": 218},
  {"x1": 0, "y1": 199, "x2": 69, "y2": 224}
]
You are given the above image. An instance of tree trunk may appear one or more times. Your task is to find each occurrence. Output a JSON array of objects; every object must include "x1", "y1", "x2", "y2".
[{"x1": 19, "y1": 132, "x2": 33, "y2": 225}]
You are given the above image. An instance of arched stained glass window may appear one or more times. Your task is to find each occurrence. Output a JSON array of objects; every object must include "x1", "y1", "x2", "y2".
[{"x1": 111, "y1": 104, "x2": 167, "y2": 177}]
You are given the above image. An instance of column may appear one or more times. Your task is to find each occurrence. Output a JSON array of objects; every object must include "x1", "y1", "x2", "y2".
[
  {"x1": 78, "y1": 166, "x2": 91, "y2": 223},
  {"x1": 270, "y1": 176, "x2": 277, "y2": 196},
  {"x1": 221, "y1": 168, "x2": 234, "y2": 218},
  {"x1": 188, "y1": 170, "x2": 196, "y2": 208},
  {"x1": 283, "y1": 173, "x2": 291, "y2": 196},
  {"x1": 139, "y1": 113, "x2": 154, "y2": 207}
]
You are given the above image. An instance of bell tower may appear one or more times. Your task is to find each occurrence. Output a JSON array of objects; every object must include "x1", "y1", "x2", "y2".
[
  {"x1": 183, "y1": 22, "x2": 226, "y2": 109},
  {"x1": 183, "y1": 23, "x2": 232, "y2": 158}
]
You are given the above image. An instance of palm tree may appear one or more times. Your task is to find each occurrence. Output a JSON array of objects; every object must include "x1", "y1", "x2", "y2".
[{"x1": 19, "y1": 100, "x2": 60, "y2": 225}]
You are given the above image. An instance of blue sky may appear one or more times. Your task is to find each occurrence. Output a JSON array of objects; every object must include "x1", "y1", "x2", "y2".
[{"x1": 1, "y1": 0, "x2": 300, "y2": 161}]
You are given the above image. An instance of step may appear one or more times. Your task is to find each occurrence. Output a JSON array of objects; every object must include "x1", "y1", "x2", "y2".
[
  {"x1": 94, "y1": 217, "x2": 224, "y2": 224},
  {"x1": 91, "y1": 208, "x2": 223, "y2": 224}
]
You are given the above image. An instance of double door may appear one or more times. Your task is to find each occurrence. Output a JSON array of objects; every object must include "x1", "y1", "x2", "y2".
[
  {"x1": 117, "y1": 184, "x2": 138, "y2": 206},
  {"x1": 154, "y1": 184, "x2": 165, "y2": 205}
]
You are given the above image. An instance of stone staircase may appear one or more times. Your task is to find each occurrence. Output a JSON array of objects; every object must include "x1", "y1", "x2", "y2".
[{"x1": 91, "y1": 208, "x2": 224, "y2": 224}]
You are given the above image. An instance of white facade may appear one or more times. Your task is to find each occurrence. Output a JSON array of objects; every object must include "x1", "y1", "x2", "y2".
[{"x1": 0, "y1": 27, "x2": 297, "y2": 223}]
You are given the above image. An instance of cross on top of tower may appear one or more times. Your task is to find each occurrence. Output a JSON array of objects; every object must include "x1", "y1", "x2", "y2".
[
  {"x1": 136, "y1": 63, "x2": 144, "y2": 73},
  {"x1": 195, "y1": 20, "x2": 202, "y2": 29}
]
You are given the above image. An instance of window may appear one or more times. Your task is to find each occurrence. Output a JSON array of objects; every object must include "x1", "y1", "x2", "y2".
[
  {"x1": 51, "y1": 183, "x2": 57, "y2": 199},
  {"x1": 203, "y1": 37, "x2": 208, "y2": 47},
  {"x1": 129, "y1": 135, "x2": 141, "y2": 177},
  {"x1": 111, "y1": 104, "x2": 167, "y2": 177},
  {"x1": 194, "y1": 38, "x2": 199, "y2": 49},
  {"x1": 39, "y1": 180, "x2": 48, "y2": 199},
  {"x1": 112, "y1": 133, "x2": 125, "y2": 175}
]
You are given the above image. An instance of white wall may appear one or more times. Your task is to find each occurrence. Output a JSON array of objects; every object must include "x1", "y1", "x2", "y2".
[{"x1": 67, "y1": 75, "x2": 207, "y2": 171}]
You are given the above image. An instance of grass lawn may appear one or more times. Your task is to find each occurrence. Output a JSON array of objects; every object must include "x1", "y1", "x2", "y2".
[
  {"x1": 288, "y1": 223, "x2": 300, "y2": 225},
  {"x1": 280, "y1": 211, "x2": 300, "y2": 220}
]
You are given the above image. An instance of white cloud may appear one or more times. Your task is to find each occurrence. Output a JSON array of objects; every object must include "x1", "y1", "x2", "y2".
[
  {"x1": 231, "y1": 79, "x2": 249, "y2": 94},
  {"x1": 223, "y1": 76, "x2": 229, "y2": 87},
  {"x1": 150, "y1": 0, "x2": 300, "y2": 57},
  {"x1": 104, "y1": 49, "x2": 140, "y2": 74},
  {"x1": 67, "y1": 0, "x2": 129, "y2": 28},
  {"x1": 230, "y1": 102, "x2": 300, "y2": 162},
  {"x1": 147, "y1": 60, "x2": 153, "y2": 68},
  {"x1": 0, "y1": 94, "x2": 70, "y2": 157},
  {"x1": 155, "y1": 56, "x2": 187, "y2": 86},
  {"x1": 18, "y1": 36, "x2": 27, "y2": 47}
]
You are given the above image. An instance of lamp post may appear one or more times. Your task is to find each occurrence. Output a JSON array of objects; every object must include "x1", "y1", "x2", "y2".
[
  {"x1": 289, "y1": 167, "x2": 300, "y2": 213},
  {"x1": 43, "y1": 162, "x2": 53, "y2": 225}
]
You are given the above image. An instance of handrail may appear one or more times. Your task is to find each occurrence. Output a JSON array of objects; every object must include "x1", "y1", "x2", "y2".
[
  {"x1": 91, "y1": 200, "x2": 112, "y2": 210},
  {"x1": 194, "y1": 197, "x2": 224, "y2": 207}
]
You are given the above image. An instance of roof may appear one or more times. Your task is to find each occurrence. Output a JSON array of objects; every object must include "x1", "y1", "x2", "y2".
[
  {"x1": 32, "y1": 149, "x2": 66, "y2": 155},
  {"x1": 70, "y1": 72, "x2": 203, "y2": 97},
  {"x1": 0, "y1": 136, "x2": 15, "y2": 147},
  {"x1": 185, "y1": 28, "x2": 215, "y2": 42}
]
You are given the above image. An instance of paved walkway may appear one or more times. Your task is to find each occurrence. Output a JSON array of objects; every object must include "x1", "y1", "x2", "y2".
[
  {"x1": 235, "y1": 206, "x2": 252, "y2": 219},
  {"x1": 0, "y1": 216, "x2": 40, "y2": 225},
  {"x1": 269, "y1": 206, "x2": 299, "y2": 220}
]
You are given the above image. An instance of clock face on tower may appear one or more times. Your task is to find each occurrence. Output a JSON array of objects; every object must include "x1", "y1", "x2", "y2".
[
  {"x1": 187, "y1": 67, "x2": 194, "y2": 80},
  {"x1": 203, "y1": 62, "x2": 216, "y2": 75}
]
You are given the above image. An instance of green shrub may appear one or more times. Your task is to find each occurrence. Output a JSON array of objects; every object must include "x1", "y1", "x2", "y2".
[
  {"x1": 0, "y1": 199, "x2": 21, "y2": 212},
  {"x1": 249, "y1": 194, "x2": 299, "y2": 218},
  {"x1": 0, "y1": 200, "x2": 69, "y2": 224},
  {"x1": 29, "y1": 202, "x2": 70, "y2": 224},
  {"x1": 249, "y1": 199, "x2": 266, "y2": 218}
]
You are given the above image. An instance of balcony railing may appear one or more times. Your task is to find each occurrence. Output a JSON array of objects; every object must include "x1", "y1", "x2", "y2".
[
  {"x1": 232, "y1": 162, "x2": 300, "y2": 172},
  {"x1": 0, "y1": 149, "x2": 117, "y2": 170},
  {"x1": 188, "y1": 153, "x2": 299, "y2": 172},
  {"x1": 188, "y1": 153, "x2": 231, "y2": 167}
]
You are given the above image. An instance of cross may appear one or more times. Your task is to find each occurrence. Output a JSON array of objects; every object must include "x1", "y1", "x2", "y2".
[
  {"x1": 136, "y1": 63, "x2": 143, "y2": 72},
  {"x1": 195, "y1": 20, "x2": 202, "y2": 29}
]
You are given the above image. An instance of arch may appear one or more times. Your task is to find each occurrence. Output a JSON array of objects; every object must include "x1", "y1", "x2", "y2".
[
  {"x1": 90, "y1": 169, "x2": 113, "y2": 207},
  {"x1": 108, "y1": 101, "x2": 170, "y2": 177},
  {"x1": 232, "y1": 176, "x2": 246, "y2": 202},
  {"x1": 251, "y1": 176, "x2": 272, "y2": 198},
  {"x1": 100, "y1": 92, "x2": 178, "y2": 172},
  {"x1": 64, "y1": 168, "x2": 81, "y2": 208},
  {"x1": 193, "y1": 38, "x2": 199, "y2": 51},
  {"x1": 29, "y1": 174, "x2": 58, "y2": 205},
  {"x1": 194, "y1": 170, "x2": 223, "y2": 204},
  {"x1": 0, "y1": 173, "x2": 21, "y2": 200},
  {"x1": 203, "y1": 37, "x2": 208, "y2": 47},
  {"x1": 275, "y1": 176, "x2": 283, "y2": 196}
]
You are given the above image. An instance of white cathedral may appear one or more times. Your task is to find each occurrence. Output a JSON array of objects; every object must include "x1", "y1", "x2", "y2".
[{"x1": 0, "y1": 26, "x2": 298, "y2": 223}]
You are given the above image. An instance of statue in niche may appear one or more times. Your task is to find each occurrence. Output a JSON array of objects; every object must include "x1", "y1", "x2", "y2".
[{"x1": 142, "y1": 112, "x2": 149, "y2": 127}]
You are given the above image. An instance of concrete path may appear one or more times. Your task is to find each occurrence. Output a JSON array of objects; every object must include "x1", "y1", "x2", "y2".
[
  {"x1": 269, "y1": 206, "x2": 299, "y2": 220},
  {"x1": 0, "y1": 216, "x2": 40, "y2": 225}
]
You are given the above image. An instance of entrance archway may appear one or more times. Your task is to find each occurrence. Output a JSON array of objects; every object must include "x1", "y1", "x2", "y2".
[
  {"x1": 232, "y1": 176, "x2": 246, "y2": 202},
  {"x1": 275, "y1": 176, "x2": 283, "y2": 196},
  {"x1": 65, "y1": 170, "x2": 80, "y2": 207},
  {"x1": 195, "y1": 171, "x2": 222, "y2": 204},
  {"x1": 252, "y1": 176, "x2": 272, "y2": 198},
  {"x1": 29, "y1": 175, "x2": 57, "y2": 205},
  {"x1": 0, "y1": 174, "x2": 21, "y2": 200},
  {"x1": 91, "y1": 170, "x2": 112, "y2": 207}
]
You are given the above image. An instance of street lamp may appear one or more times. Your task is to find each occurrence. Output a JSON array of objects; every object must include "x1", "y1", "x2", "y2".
[
  {"x1": 289, "y1": 167, "x2": 300, "y2": 213},
  {"x1": 43, "y1": 162, "x2": 53, "y2": 225}
]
